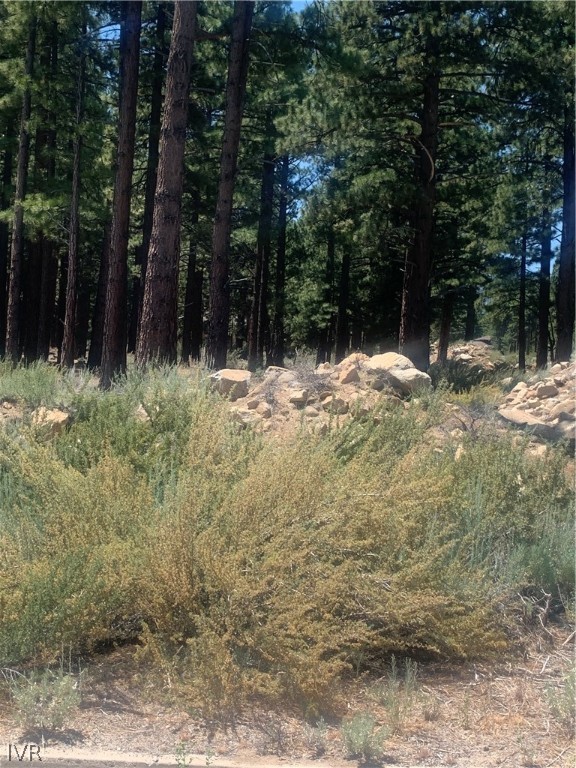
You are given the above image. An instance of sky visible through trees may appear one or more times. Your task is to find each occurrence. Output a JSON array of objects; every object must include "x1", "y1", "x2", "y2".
[{"x1": 0, "y1": 0, "x2": 573, "y2": 380}]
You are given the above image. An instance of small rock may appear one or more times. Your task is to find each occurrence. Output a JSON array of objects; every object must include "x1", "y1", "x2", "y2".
[
  {"x1": 134, "y1": 404, "x2": 150, "y2": 423},
  {"x1": 536, "y1": 384, "x2": 559, "y2": 398},
  {"x1": 288, "y1": 388, "x2": 309, "y2": 406},
  {"x1": 321, "y1": 395, "x2": 348, "y2": 415},
  {"x1": 304, "y1": 406, "x2": 319, "y2": 417},
  {"x1": 256, "y1": 402, "x2": 272, "y2": 418},
  {"x1": 338, "y1": 364, "x2": 360, "y2": 385}
]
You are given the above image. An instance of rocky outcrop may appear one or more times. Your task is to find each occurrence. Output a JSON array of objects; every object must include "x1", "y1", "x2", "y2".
[
  {"x1": 431, "y1": 338, "x2": 508, "y2": 373},
  {"x1": 210, "y1": 351, "x2": 573, "y2": 448},
  {"x1": 213, "y1": 351, "x2": 430, "y2": 436},
  {"x1": 498, "y1": 362, "x2": 575, "y2": 447}
]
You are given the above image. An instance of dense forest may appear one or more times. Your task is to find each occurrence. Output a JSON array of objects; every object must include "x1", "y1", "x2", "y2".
[{"x1": 0, "y1": 0, "x2": 573, "y2": 385}]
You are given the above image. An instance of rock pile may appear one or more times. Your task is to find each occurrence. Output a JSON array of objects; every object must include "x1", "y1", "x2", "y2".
[
  {"x1": 498, "y1": 362, "x2": 575, "y2": 446},
  {"x1": 431, "y1": 337, "x2": 508, "y2": 371},
  {"x1": 215, "y1": 352, "x2": 432, "y2": 435}
]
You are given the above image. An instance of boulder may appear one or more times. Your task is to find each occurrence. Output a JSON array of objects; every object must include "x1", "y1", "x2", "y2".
[
  {"x1": 367, "y1": 352, "x2": 414, "y2": 372},
  {"x1": 550, "y1": 400, "x2": 576, "y2": 421},
  {"x1": 210, "y1": 369, "x2": 251, "y2": 401},
  {"x1": 497, "y1": 408, "x2": 558, "y2": 441},
  {"x1": 31, "y1": 407, "x2": 70, "y2": 437},
  {"x1": 387, "y1": 367, "x2": 432, "y2": 394},
  {"x1": 366, "y1": 352, "x2": 431, "y2": 394}
]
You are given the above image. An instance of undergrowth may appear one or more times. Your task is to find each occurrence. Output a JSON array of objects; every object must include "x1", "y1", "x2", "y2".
[{"x1": 0, "y1": 363, "x2": 573, "y2": 717}]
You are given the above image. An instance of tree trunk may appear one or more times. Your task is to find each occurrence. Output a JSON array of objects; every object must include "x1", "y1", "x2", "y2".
[
  {"x1": 437, "y1": 292, "x2": 454, "y2": 365},
  {"x1": 101, "y1": 0, "x2": 142, "y2": 387},
  {"x1": 33, "y1": 19, "x2": 58, "y2": 363},
  {"x1": 181, "y1": 205, "x2": 202, "y2": 364},
  {"x1": 316, "y1": 228, "x2": 335, "y2": 366},
  {"x1": 0, "y1": 119, "x2": 14, "y2": 358},
  {"x1": 87, "y1": 222, "x2": 111, "y2": 369},
  {"x1": 248, "y1": 151, "x2": 274, "y2": 371},
  {"x1": 518, "y1": 230, "x2": 527, "y2": 372},
  {"x1": 205, "y1": 0, "x2": 255, "y2": 370},
  {"x1": 536, "y1": 207, "x2": 552, "y2": 369},
  {"x1": 269, "y1": 154, "x2": 289, "y2": 368},
  {"x1": 23, "y1": 239, "x2": 42, "y2": 362},
  {"x1": 398, "y1": 33, "x2": 440, "y2": 372},
  {"x1": 76, "y1": 284, "x2": 90, "y2": 359},
  {"x1": 6, "y1": 12, "x2": 36, "y2": 363},
  {"x1": 136, "y1": 0, "x2": 197, "y2": 367},
  {"x1": 62, "y1": 15, "x2": 86, "y2": 369},
  {"x1": 464, "y1": 286, "x2": 476, "y2": 341},
  {"x1": 129, "y1": 1, "x2": 167, "y2": 352},
  {"x1": 556, "y1": 105, "x2": 575, "y2": 361},
  {"x1": 335, "y1": 250, "x2": 351, "y2": 364}
]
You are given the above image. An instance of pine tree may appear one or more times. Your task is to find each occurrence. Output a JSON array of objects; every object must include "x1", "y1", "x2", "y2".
[
  {"x1": 61, "y1": 10, "x2": 87, "y2": 368},
  {"x1": 136, "y1": 0, "x2": 198, "y2": 366},
  {"x1": 5, "y1": 10, "x2": 36, "y2": 363},
  {"x1": 100, "y1": 0, "x2": 142, "y2": 388},
  {"x1": 205, "y1": 0, "x2": 255, "y2": 370}
]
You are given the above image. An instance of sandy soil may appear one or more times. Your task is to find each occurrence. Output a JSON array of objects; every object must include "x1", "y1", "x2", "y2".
[{"x1": 0, "y1": 626, "x2": 573, "y2": 768}]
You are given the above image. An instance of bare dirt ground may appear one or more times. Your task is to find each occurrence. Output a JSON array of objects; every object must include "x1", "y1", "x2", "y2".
[{"x1": 0, "y1": 626, "x2": 573, "y2": 768}]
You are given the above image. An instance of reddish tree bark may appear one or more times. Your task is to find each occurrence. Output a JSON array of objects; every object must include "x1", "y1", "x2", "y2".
[
  {"x1": 6, "y1": 12, "x2": 36, "y2": 363},
  {"x1": 129, "y1": 1, "x2": 167, "y2": 352},
  {"x1": 205, "y1": 0, "x2": 255, "y2": 369},
  {"x1": 101, "y1": 0, "x2": 142, "y2": 387},
  {"x1": 136, "y1": 0, "x2": 197, "y2": 366}
]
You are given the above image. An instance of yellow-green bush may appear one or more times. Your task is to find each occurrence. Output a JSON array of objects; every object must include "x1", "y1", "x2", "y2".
[{"x1": 0, "y1": 366, "x2": 572, "y2": 715}]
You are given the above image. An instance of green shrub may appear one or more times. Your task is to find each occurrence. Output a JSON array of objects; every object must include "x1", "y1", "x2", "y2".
[
  {"x1": 11, "y1": 669, "x2": 81, "y2": 730},
  {"x1": 340, "y1": 712, "x2": 388, "y2": 761},
  {"x1": 0, "y1": 365, "x2": 572, "y2": 718}
]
